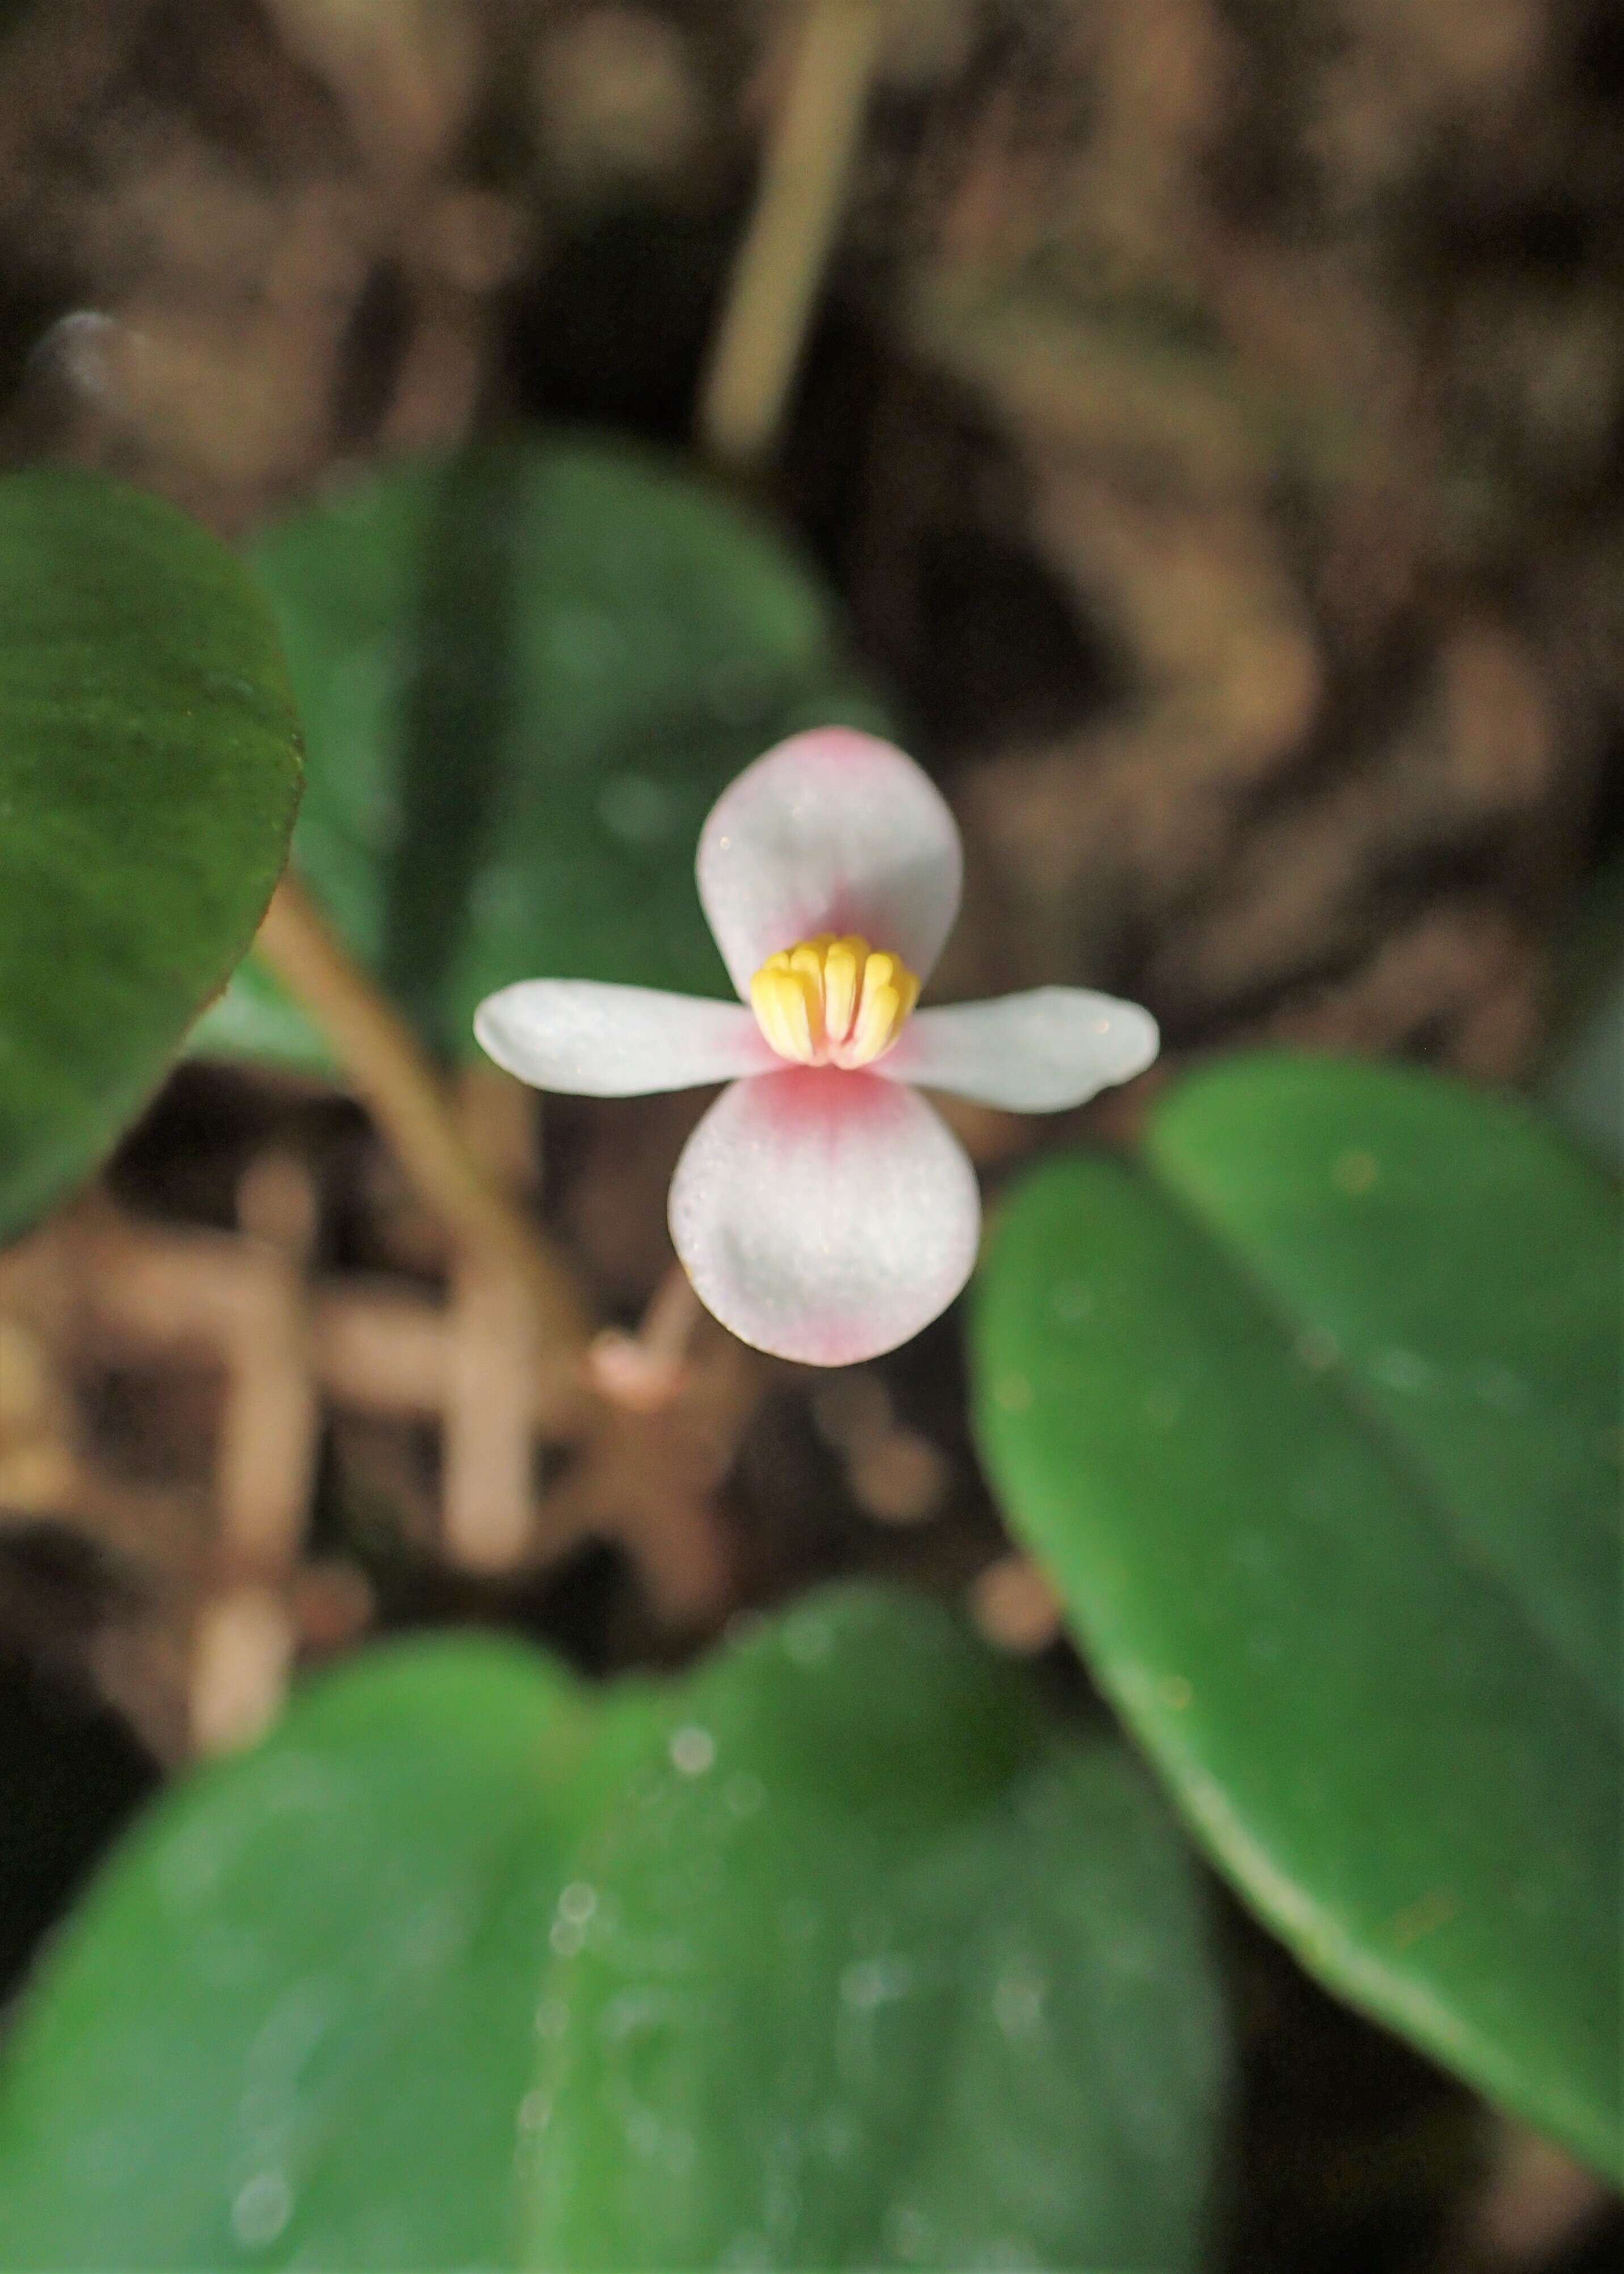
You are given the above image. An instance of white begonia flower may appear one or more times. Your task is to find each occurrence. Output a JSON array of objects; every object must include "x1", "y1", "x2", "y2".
[{"x1": 475, "y1": 728, "x2": 1157, "y2": 1366}]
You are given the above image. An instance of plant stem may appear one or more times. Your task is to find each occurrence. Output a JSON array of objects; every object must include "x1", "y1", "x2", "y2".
[
  {"x1": 697, "y1": 0, "x2": 883, "y2": 475},
  {"x1": 254, "y1": 873, "x2": 592, "y2": 1408}
]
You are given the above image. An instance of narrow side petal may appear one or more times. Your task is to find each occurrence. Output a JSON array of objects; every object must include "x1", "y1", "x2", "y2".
[
  {"x1": 878, "y1": 989, "x2": 1160, "y2": 1111},
  {"x1": 697, "y1": 728, "x2": 963, "y2": 998},
  {"x1": 669, "y1": 1067, "x2": 980, "y2": 1365},
  {"x1": 475, "y1": 982, "x2": 774, "y2": 1097}
]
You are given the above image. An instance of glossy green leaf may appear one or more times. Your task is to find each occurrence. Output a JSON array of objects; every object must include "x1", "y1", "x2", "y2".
[
  {"x1": 522, "y1": 1590, "x2": 1226, "y2": 2271},
  {"x1": 0, "y1": 1589, "x2": 1227, "y2": 2272},
  {"x1": 194, "y1": 438, "x2": 892, "y2": 1070},
  {"x1": 0, "y1": 1640, "x2": 588, "y2": 2271},
  {"x1": 973, "y1": 1053, "x2": 1622, "y2": 2179},
  {"x1": 0, "y1": 468, "x2": 302, "y2": 1240}
]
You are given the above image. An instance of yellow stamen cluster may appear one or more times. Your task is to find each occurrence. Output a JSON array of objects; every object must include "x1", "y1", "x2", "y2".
[{"x1": 750, "y1": 933, "x2": 920, "y2": 1069}]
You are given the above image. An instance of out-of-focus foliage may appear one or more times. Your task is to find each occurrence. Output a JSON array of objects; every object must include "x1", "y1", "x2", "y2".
[
  {"x1": 0, "y1": 1633, "x2": 571, "y2": 2272},
  {"x1": 0, "y1": 1587, "x2": 1227, "y2": 2272},
  {"x1": 975, "y1": 1054, "x2": 1621, "y2": 2179},
  {"x1": 195, "y1": 438, "x2": 892, "y2": 1070},
  {"x1": 0, "y1": 468, "x2": 301, "y2": 1243}
]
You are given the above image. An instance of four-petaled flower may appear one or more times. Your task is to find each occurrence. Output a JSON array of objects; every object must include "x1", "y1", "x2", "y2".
[{"x1": 475, "y1": 729, "x2": 1157, "y2": 1364}]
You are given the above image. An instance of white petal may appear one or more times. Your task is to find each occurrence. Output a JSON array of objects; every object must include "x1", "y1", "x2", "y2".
[
  {"x1": 878, "y1": 989, "x2": 1159, "y2": 1111},
  {"x1": 668, "y1": 1067, "x2": 980, "y2": 1364},
  {"x1": 697, "y1": 728, "x2": 963, "y2": 998},
  {"x1": 475, "y1": 982, "x2": 774, "y2": 1097}
]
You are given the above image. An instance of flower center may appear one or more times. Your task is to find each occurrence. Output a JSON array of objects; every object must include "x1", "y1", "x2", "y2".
[{"x1": 750, "y1": 934, "x2": 920, "y2": 1069}]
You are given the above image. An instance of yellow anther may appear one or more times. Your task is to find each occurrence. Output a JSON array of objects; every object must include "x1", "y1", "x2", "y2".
[
  {"x1": 750, "y1": 934, "x2": 920, "y2": 1069},
  {"x1": 822, "y1": 936, "x2": 863, "y2": 1041},
  {"x1": 787, "y1": 941, "x2": 829, "y2": 1054},
  {"x1": 749, "y1": 952, "x2": 817, "y2": 1062}
]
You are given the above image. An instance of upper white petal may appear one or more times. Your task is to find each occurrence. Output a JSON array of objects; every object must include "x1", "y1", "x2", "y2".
[
  {"x1": 475, "y1": 981, "x2": 774, "y2": 1097},
  {"x1": 878, "y1": 989, "x2": 1160, "y2": 1111},
  {"x1": 696, "y1": 728, "x2": 963, "y2": 998},
  {"x1": 668, "y1": 1066, "x2": 980, "y2": 1364}
]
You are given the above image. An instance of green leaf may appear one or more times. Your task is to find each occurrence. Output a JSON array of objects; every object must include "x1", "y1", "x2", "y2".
[
  {"x1": 0, "y1": 469, "x2": 303, "y2": 1240},
  {"x1": 0, "y1": 1639, "x2": 594, "y2": 2272},
  {"x1": 521, "y1": 1590, "x2": 1226, "y2": 2272},
  {"x1": 0, "y1": 1589, "x2": 1227, "y2": 2272},
  {"x1": 973, "y1": 1053, "x2": 1622, "y2": 2179},
  {"x1": 194, "y1": 438, "x2": 892, "y2": 1071}
]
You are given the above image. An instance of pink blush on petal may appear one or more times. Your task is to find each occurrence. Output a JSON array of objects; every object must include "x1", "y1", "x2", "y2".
[{"x1": 667, "y1": 1065, "x2": 981, "y2": 1366}]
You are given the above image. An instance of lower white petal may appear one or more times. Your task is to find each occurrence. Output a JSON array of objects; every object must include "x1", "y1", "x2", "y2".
[
  {"x1": 668, "y1": 1067, "x2": 981, "y2": 1365},
  {"x1": 475, "y1": 982, "x2": 773, "y2": 1097},
  {"x1": 879, "y1": 989, "x2": 1159, "y2": 1111}
]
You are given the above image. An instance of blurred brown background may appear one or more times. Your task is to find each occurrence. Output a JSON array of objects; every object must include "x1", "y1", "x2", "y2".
[{"x1": 3, "y1": 0, "x2": 1620, "y2": 1074}]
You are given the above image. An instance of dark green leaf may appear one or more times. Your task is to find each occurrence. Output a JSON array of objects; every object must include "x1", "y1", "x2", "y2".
[
  {"x1": 0, "y1": 468, "x2": 302, "y2": 1240},
  {"x1": 194, "y1": 438, "x2": 892, "y2": 1070},
  {"x1": 973, "y1": 1053, "x2": 1622, "y2": 2177},
  {"x1": 0, "y1": 1589, "x2": 1227, "y2": 2271},
  {"x1": 0, "y1": 1638, "x2": 590, "y2": 2271},
  {"x1": 522, "y1": 1589, "x2": 1226, "y2": 2271}
]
